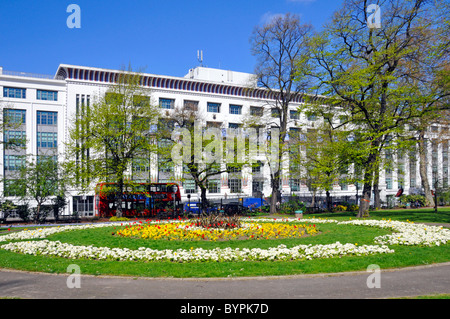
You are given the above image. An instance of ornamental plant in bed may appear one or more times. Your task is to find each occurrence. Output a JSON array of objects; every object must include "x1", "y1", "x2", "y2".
[
  {"x1": 0, "y1": 217, "x2": 449, "y2": 264},
  {"x1": 115, "y1": 218, "x2": 319, "y2": 241}
]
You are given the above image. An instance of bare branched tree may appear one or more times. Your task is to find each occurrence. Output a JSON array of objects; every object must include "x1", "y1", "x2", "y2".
[{"x1": 250, "y1": 13, "x2": 314, "y2": 214}]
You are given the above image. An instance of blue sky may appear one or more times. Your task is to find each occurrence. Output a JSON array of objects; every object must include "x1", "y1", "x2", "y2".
[{"x1": 0, "y1": 0, "x2": 342, "y2": 78}]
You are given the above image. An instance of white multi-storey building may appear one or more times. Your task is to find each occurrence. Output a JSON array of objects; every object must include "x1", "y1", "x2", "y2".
[{"x1": 0, "y1": 64, "x2": 447, "y2": 216}]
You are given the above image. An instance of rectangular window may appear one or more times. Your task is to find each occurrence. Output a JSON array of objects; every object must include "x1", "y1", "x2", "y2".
[
  {"x1": 290, "y1": 110, "x2": 300, "y2": 120},
  {"x1": 207, "y1": 180, "x2": 220, "y2": 193},
  {"x1": 229, "y1": 104, "x2": 242, "y2": 115},
  {"x1": 386, "y1": 177, "x2": 392, "y2": 190},
  {"x1": 37, "y1": 132, "x2": 58, "y2": 148},
  {"x1": 207, "y1": 102, "x2": 221, "y2": 113},
  {"x1": 73, "y1": 196, "x2": 94, "y2": 217},
  {"x1": 4, "y1": 130, "x2": 26, "y2": 147},
  {"x1": 158, "y1": 160, "x2": 173, "y2": 173},
  {"x1": 183, "y1": 180, "x2": 197, "y2": 194},
  {"x1": 227, "y1": 164, "x2": 241, "y2": 173},
  {"x1": 228, "y1": 179, "x2": 242, "y2": 193},
  {"x1": 37, "y1": 111, "x2": 57, "y2": 125},
  {"x1": 159, "y1": 98, "x2": 174, "y2": 109},
  {"x1": 410, "y1": 177, "x2": 416, "y2": 188},
  {"x1": 4, "y1": 109, "x2": 26, "y2": 124},
  {"x1": 250, "y1": 106, "x2": 263, "y2": 117},
  {"x1": 37, "y1": 90, "x2": 58, "y2": 101},
  {"x1": 252, "y1": 161, "x2": 263, "y2": 173},
  {"x1": 4, "y1": 155, "x2": 25, "y2": 171},
  {"x1": 3, "y1": 87, "x2": 26, "y2": 99},
  {"x1": 252, "y1": 180, "x2": 264, "y2": 193},
  {"x1": 184, "y1": 100, "x2": 199, "y2": 111},
  {"x1": 132, "y1": 158, "x2": 150, "y2": 172},
  {"x1": 271, "y1": 108, "x2": 280, "y2": 117},
  {"x1": 289, "y1": 179, "x2": 300, "y2": 192}
]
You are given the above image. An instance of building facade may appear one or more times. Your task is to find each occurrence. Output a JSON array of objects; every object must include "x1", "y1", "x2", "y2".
[{"x1": 0, "y1": 64, "x2": 447, "y2": 216}]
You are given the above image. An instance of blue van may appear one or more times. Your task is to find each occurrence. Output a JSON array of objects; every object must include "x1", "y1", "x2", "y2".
[
  {"x1": 243, "y1": 197, "x2": 268, "y2": 210},
  {"x1": 184, "y1": 202, "x2": 201, "y2": 214},
  {"x1": 184, "y1": 202, "x2": 219, "y2": 215}
]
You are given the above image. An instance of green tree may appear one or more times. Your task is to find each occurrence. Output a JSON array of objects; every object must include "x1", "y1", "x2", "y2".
[
  {"x1": 292, "y1": 115, "x2": 353, "y2": 211},
  {"x1": 250, "y1": 13, "x2": 313, "y2": 214},
  {"x1": 66, "y1": 68, "x2": 160, "y2": 217},
  {"x1": 161, "y1": 105, "x2": 243, "y2": 214},
  {"x1": 302, "y1": 0, "x2": 450, "y2": 217},
  {"x1": 10, "y1": 156, "x2": 67, "y2": 223}
]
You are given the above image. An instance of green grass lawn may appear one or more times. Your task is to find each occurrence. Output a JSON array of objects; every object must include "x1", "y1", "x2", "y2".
[
  {"x1": 305, "y1": 206, "x2": 450, "y2": 223},
  {"x1": 0, "y1": 208, "x2": 449, "y2": 278}
]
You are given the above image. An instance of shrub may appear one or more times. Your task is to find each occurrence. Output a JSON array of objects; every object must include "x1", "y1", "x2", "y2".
[
  {"x1": 16, "y1": 204, "x2": 30, "y2": 223},
  {"x1": 335, "y1": 205, "x2": 347, "y2": 212},
  {"x1": 399, "y1": 194, "x2": 427, "y2": 207},
  {"x1": 280, "y1": 200, "x2": 306, "y2": 215},
  {"x1": 0, "y1": 200, "x2": 16, "y2": 224}
]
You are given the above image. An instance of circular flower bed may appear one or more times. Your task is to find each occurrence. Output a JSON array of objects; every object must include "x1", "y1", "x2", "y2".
[{"x1": 0, "y1": 217, "x2": 449, "y2": 263}]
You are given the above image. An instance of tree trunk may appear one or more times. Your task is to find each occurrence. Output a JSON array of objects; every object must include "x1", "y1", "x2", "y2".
[
  {"x1": 270, "y1": 176, "x2": 280, "y2": 215},
  {"x1": 200, "y1": 186, "x2": 208, "y2": 215},
  {"x1": 373, "y1": 185, "x2": 381, "y2": 210},
  {"x1": 357, "y1": 154, "x2": 378, "y2": 218},
  {"x1": 116, "y1": 176, "x2": 124, "y2": 218},
  {"x1": 357, "y1": 136, "x2": 383, "y2": 218},
  {"x1": 310, "y1": 191, "x2": 316, "y2": 209},
  {"x1": 373, "y1": 166, "x2": 381, "y2": 210},
  {"x1": 35, "y1": 204, "x2": 41, "y2": 224},
  {"x1": 358, "y1": 182, "x2": 372, "y2": 218},
  {"x1": 418, "y1": 131, "x2": 435, "y2": 207},
  {"x1": 325, "y1": 190, "x2": 332, "y2": 212}
]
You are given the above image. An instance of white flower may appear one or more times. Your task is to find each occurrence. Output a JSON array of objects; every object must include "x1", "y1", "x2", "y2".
[{"x1": 1, "y1": 217, "x2": 448, "y2": 263}]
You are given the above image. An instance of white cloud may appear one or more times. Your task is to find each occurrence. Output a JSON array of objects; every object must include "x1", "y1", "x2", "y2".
[{"x1": 260, "y1": 12, "x2": 285, "y2": 24}]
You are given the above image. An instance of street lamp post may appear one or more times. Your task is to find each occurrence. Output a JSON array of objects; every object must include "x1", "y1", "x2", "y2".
[{"x1": 187, "y1": 194, "x2": 191, "y2": 215}]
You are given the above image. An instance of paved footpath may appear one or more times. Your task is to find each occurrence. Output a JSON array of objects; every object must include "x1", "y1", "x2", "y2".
[{"x1": 1, "y1": 262, "x2": 449, "y2": 300}]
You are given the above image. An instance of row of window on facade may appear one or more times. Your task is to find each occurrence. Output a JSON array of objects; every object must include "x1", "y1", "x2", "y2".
[
  {"x1": 3, "y1": 109, "x2": 58, "y2": 172},
  {"x1": 384, "y1": 140, "x2": 449, "y2": 189},
  {"x1": 3, "y1": 110, "x2": 58, "y2": 147},
  {"x1": 4, "y1": 109, "x2": 58, "y2": 126},
  {"x1": 158, "y1": 98, "x2": 313, "y2": 120},
  {"x1": 3, "y1": 87, "x2": 58, "y2": 101},
  {"x1": 145, "y1": 178, "x2": 349, "y2": 195}
]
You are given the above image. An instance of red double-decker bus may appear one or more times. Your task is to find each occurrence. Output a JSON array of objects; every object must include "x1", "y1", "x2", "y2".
[{"x1": 94, "y1": 182, "x2": 182, "y2": 218}]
